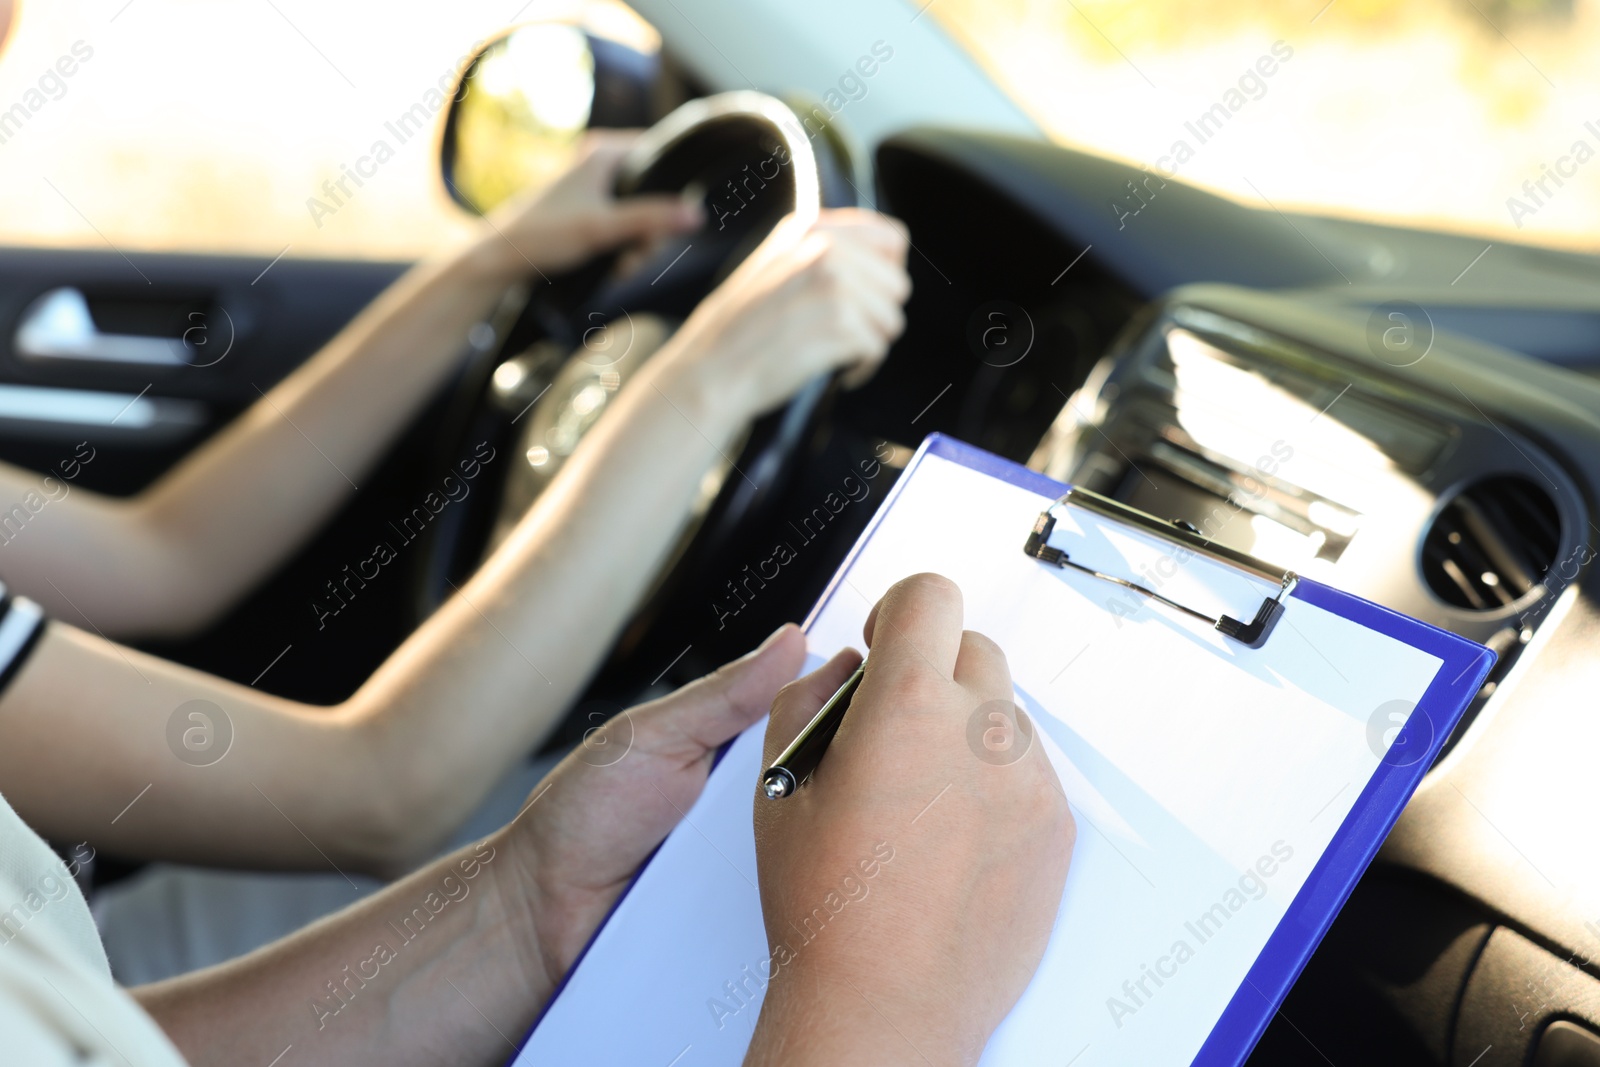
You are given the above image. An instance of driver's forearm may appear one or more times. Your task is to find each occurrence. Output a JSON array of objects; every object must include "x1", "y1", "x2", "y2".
[
  {"x1": 0, "y1": 622, "x2": 424, "y2": 876},
  {"x1": 2, "y1": 229, "x2": 522, "y2": 640},
  {"x1": 0, "y1": 354, "x2": 753, "y2": 878},
  {"x1": 344, "y1": 350, "x2": 749, "y2": 853},
  {"x1": 133, "y1": 827, "x2": 551, "y2": 1067}
]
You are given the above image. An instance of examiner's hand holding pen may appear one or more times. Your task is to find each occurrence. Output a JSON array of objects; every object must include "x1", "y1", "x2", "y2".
[{"x1": 747, "y1": 573, "x2": 1076, "y2": 1066}]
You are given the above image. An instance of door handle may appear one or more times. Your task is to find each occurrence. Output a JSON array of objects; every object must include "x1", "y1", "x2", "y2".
[{"x1": 14, "y1": 287, "x2": 190, "y2": 366}]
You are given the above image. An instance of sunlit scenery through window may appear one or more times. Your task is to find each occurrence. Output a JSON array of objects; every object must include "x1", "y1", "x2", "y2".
[
  {"x1": 0, "y1": 0, "x2": 654, "y2": 259},
  {"x1": 931, "y1": 0, "x2": 1600, "y2": 253},
  {"x1": 3, "y1": 0, "x2": 1597, "y2": 259}
]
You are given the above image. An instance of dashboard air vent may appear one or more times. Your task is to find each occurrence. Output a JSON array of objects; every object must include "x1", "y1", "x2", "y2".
[{"x1": 1421, "y1": 476, "x2": 1560, "y2": 611}]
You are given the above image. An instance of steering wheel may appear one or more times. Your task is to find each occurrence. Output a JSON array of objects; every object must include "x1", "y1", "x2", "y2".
[{"x1": 409, "y1": 91, "x2": 854, "y2": 625}]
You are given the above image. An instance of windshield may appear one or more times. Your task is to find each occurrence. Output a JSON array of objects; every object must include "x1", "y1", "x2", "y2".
[{"x1": 929, "y1": 0, "x2": 1600, "y2": 254}]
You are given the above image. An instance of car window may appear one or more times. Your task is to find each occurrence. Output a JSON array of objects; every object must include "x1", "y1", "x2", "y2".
[
  {"x1": 929, "y1": 0, "x2": 1599, "y2": 253},
  {"x1": 0, "y1": 0, "x2": 655, "y2": 260}
]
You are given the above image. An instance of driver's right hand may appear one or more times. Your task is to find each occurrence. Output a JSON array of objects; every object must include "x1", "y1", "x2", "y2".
[{"x1": 649, "y1": 208, "x2": 912, "y2": 425}]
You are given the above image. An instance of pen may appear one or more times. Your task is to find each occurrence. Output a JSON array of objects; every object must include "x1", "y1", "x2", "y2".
[{"x1": 760, "y1": 660, "x2": 865, "y2": 800}]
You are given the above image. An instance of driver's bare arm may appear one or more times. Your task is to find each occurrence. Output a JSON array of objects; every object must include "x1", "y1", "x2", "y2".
[
  {"x1": 0, "y1": 208, "x2": 911, "y2": 877},
  {"x1": 746, "y1": 574, "x2": 1075, "y2": 1066},
  {"x1": 0, "y1": 131, "x2": 698, "y2": 641}
]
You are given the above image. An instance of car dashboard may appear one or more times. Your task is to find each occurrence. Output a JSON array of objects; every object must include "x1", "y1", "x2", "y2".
[{"x1": 808, "y1": 127, "x2": 1600, "y2": 1066}]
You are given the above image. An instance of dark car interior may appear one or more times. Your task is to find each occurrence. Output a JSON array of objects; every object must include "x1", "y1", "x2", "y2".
[{"x1": 6, "y1": 21, "x2": 1600, "y2": 1065}]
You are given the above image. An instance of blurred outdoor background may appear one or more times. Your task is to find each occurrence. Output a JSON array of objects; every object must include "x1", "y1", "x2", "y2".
[
  {"x1": 0, "y1": 0, "x2": 1595, "y2": 259},
  {"x1": 933, "y1": 0, "x2": 1600, "y2": 252}
]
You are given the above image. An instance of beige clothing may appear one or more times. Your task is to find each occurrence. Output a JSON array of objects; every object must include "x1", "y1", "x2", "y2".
[{"x1": 0, "y1": 790, "x2": 187, "y2": 1066}]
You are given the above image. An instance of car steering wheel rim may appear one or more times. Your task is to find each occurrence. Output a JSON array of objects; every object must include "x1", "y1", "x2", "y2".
[
  {"x1": 618, "y1": 89, "x2": 822, "y2": 223},
  {"x1": 408, "y1": 90, "x2": 847, "y2": 627}
]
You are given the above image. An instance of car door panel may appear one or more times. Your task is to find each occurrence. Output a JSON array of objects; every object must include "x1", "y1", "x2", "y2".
[{"x1": 0, "y1": 247, "x2": 408, "y2": 493}]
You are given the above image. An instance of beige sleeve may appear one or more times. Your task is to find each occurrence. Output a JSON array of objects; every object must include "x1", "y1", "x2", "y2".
[
  {"x1": 0, "y1": 791, "x2": 188, "y2": 1066},
  {"x1": 0, "y1": 938, "x2": 190, "y2": 1067}
]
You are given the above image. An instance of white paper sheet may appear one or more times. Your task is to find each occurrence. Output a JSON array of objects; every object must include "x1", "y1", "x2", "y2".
[{"x1": 515, "y1": 451, "x2": 1445, "y2": 1066}]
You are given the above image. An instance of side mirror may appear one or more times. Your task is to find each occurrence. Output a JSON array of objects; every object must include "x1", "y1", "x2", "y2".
[{"x1": 440, "y1": 21, "x2": 660, "y2": 215}]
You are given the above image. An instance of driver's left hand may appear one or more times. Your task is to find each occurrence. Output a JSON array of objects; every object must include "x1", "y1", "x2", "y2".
[{"x1": 482, "y1": 129, "x2": 704, "y2": 276}]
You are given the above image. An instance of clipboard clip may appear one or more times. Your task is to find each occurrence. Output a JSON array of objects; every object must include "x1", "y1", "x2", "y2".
[{"x1": 1023, "y1": 487, "x2": 1299, "y2": 649}]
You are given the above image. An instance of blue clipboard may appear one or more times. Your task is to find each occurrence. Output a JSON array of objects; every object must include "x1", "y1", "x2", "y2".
[
  {"x1": 817, "y1": 434, "x2": 1495, "y2": 1063},
  {"x1": 513, "y1": 433, "x2": 1496, "y2": 1066}
]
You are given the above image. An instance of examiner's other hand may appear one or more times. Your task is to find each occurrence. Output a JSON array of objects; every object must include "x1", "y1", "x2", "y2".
[
  {"x1": 747, "y1": 574, "x2": 1075, "y2": 1066},
  {"x1": 491, "y1": 624, "x2": 805, "y2": 997},
  {"x1": 653, "y1": 207, "x2": 911, "y2": 422},
  {"x1": 483, "y1": 129, "x2": 703, "y2": 275}
]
